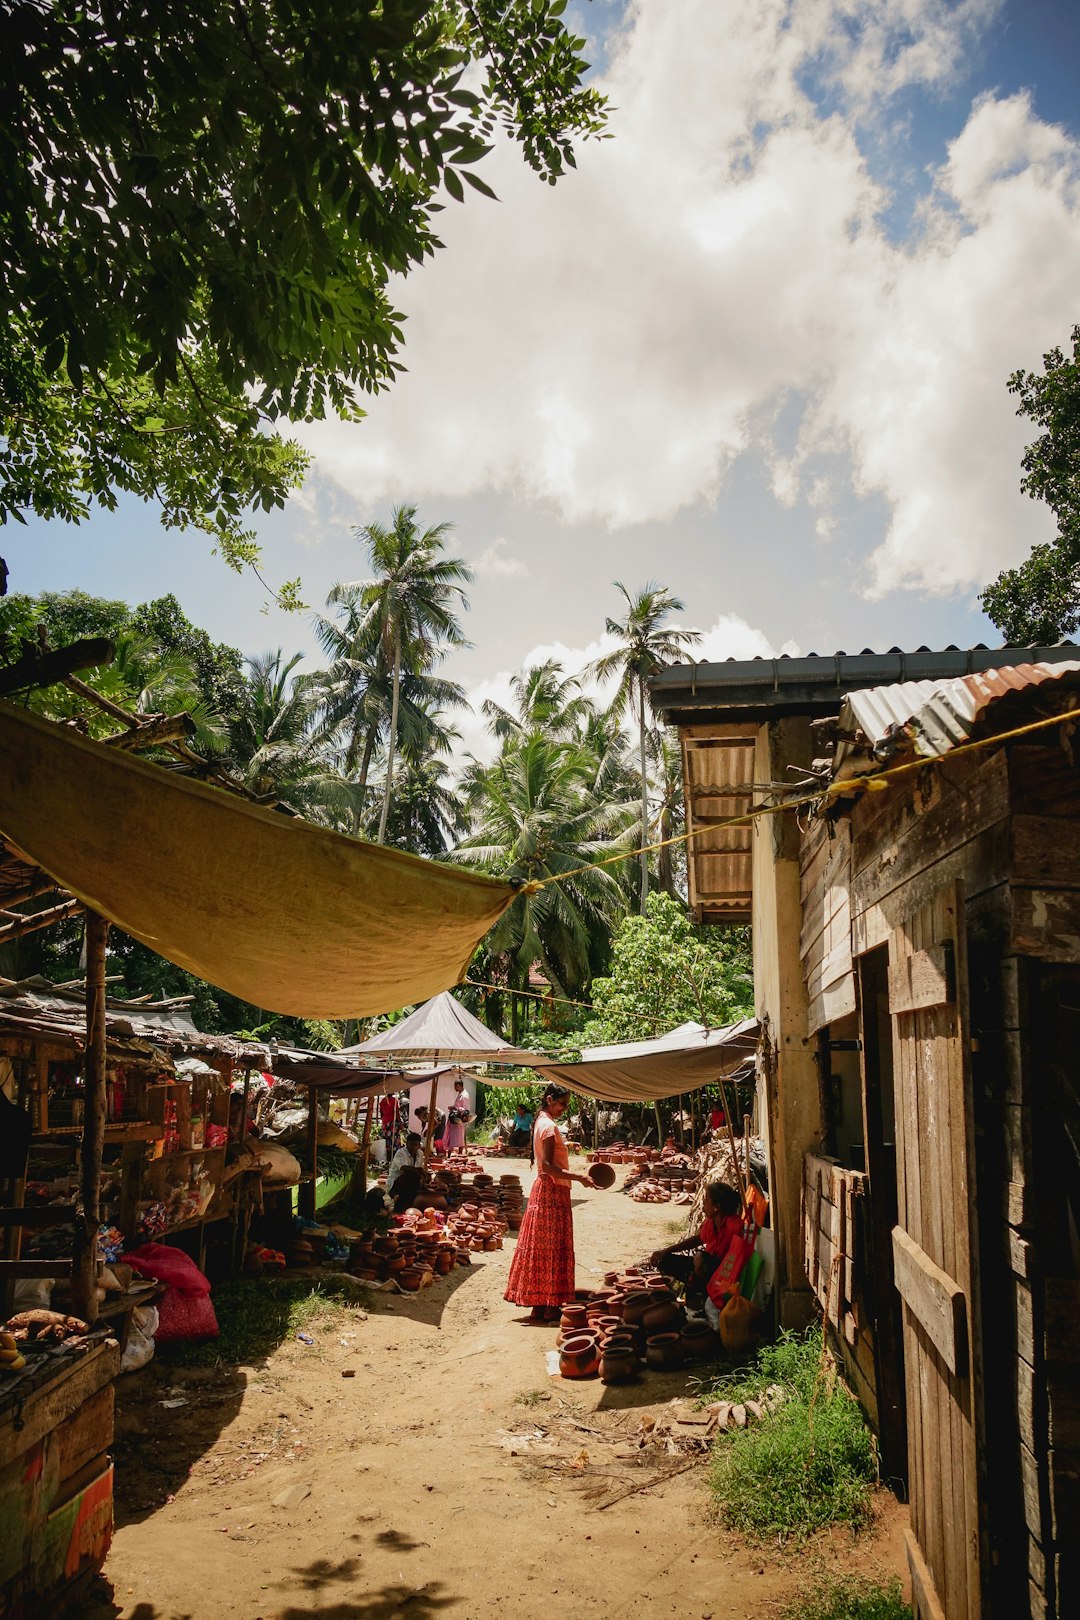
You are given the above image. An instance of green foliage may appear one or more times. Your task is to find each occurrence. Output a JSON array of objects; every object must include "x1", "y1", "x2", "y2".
[
  {"x1": 158, "y1": 1276, "x2": 370, "y2": 1368},
  {"x1": 0, "y1": 332, "x2": 308, "y2": 579},
  {"x1": 704, "y1": 1332, "x2": 877, "y2": 1541},
  {"x1": 982, "y1": 325, "x2": 1080, "y2": 641},
  {"x1": 585, "y1": 892, "x2": 753, "y2": 1045},
  {"x1": 779, "y1": 1578, "x2": 911, "y2": 1620},
  {"x1": 1, "y1": 2, "x2": 605, "y2": 416}
]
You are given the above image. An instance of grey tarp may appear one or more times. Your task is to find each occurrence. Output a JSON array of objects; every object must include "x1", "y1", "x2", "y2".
[
  {"x1": 526, "y1": 1017, "x2": 759, "y2": 1102},
  {"x1": 344, "y1": 991, "x2": 539, "y2": 1064}
]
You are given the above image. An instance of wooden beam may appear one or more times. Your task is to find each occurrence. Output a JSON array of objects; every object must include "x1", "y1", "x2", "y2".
[
  {"x1": 0, "y1": 1205, "x2": 77, "y2": 1228},
  {"x1": 905, "y1": 1527, "x2": 949, "y2": 1620},
  {"x1": 887, "y1": 942, "x2": 955, "y2": 1013},
  {"x1": 0, "y1": 896, "x2": 83, "y2": 944},
  {"x1": 104, "y1": 711, "x2": 197, "y2": 751},
  {"x1": 892, "y1": 1225, "x2": 968, "y2": 1377},
  {"x1": 0, "y1": 637, "x2": 114, "y2": 696},
  {"x1": 71, "y1": 910, "x2": 108, "y2": 1322}
]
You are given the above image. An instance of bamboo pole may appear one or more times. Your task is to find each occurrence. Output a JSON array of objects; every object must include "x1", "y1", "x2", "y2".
[
  {"x1": 300, "y1": 1085, "x2": 318, "y2": 1219},
  {"x1": 423, "y1": 1072, "x2": 440, "y2": 1160},
  {"x1": 743, "y1": 1111, "x2": 752, "y2": 1194},
  {"x1": 355, "y1": 1092, "x2": 376, "y2": 1197},
  {"x1": 71, "y1": 910, "x2": 108, "y2": 1322},
  {"x1": 677, "y1": 1094, "x2": 685, "y2": 1149},
  {"x1": 717, "y1": 1076, "x2": 746, "y2": 1203}
]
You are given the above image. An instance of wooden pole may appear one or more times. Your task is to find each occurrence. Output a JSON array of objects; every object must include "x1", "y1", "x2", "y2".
[
  {"x1": 717, "y1": 1076, "x2": 746, "y2": 1202},
  {"x1": 423, "y1": 1071, "x2": 439, "y2": 1160},
  {"x1": 743, "y1": 1111, "x2": 752, "y2": 1195},
  {"x1": 300, "y1": 1085, "x2": 318, "y2": 1219},
  {"x1": 689, "y1": 1088, "x2": 698, "y2": 1152},
  {"x1": 71, "y1": 910, "x2": 108, "y2": 1323},
  {"x1": 677, "y1": 1094, "x2": 685, "y2": 1149},
  {"x1": 355, "y1": 1092, "x2": 375, "y2": 1197},
  {"x1": 239, "y1": 1069, "x2": 252, "y2": 1148},
  {"x1": 653, "y1": 1100, "x2": 664, "y2": 1150}
]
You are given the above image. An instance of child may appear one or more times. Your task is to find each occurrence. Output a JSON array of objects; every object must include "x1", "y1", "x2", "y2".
[{"x1": 649, "y1": 1181, "x2": 743, "y2": 1308}]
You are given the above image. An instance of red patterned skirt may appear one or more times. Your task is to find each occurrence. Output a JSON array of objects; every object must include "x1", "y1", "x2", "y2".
[{"x1": 504, "y1": 1174, "x2": 575, "y2": 1308}]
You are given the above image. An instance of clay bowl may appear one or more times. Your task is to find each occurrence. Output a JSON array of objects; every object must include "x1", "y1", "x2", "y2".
[
  {"x1": 599, "y1": 1345, "x2": 639, "y2": 1384},
  {"x1": 588, "y1": 1162, "x2": 617, "y2": 1189},
  {"x1": 598, "y1": 1330, "x2": 639, "y2": 1358},
  {"x1": 645, "y1": 1331, "x2": 683, "y2": 1370},
  {"x1": 559, "y1": 1334, "x2": 600, "y2": 1379},
  {"x1": 594, "y1": 1315, "x2": 622, "y2": 1338}
]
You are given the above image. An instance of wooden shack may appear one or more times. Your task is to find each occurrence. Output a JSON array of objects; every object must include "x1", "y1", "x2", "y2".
[{"x1": 652, "y1": 646, "x2": 1080, "y2": 1620}]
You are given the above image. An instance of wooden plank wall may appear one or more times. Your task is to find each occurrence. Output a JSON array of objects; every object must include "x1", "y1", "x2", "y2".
[
  {"x1": 802, "y1": 1151, "x2": 877, "y2": 1423},
  {"x1": 800, "y1": 817, "x2": 856, "y2": 1035}
]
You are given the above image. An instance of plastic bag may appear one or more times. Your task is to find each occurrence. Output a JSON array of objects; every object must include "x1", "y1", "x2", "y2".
[
  {"x1": 718, "y1": 1291, "x2": 755, "y2": 1353},
  {"x1": 120, "y1": 1305, "x2": 159, "y2": 1372}
]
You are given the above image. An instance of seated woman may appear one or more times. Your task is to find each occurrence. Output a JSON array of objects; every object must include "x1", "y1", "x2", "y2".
[
  {"x1": 649, "y1": 1181, "x2": 742, "y2": 1307},
  {"x1": 507, "y1": 1102, "x2": 534, "y2": 1149}
]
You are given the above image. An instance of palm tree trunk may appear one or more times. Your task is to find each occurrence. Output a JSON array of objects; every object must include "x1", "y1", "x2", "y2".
[
  {"x1": 638, "y1": 681, "x2": 650, "y2": 914},
  {"x1": 377, "y1": 630, "x2": 401, "y2": 843}
]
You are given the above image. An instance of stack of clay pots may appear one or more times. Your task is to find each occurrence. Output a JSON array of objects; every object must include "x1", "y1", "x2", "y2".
[
  {"x1": 497, "y1": 1174, "x2": 524, "y2": 1230},
  {"x1": 555, "y1": 1268, "x2": 720, "y2": 1381},
  {"x1": 445, "y1": 1200, "x2": 506, "y2": 1253}
]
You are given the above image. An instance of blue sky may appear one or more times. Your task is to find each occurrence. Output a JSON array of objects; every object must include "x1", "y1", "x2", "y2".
[{"x1": 10, "y1": 0, "x2": 1080, "y2": 758}]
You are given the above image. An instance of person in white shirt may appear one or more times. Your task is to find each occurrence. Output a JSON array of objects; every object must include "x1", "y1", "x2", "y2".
[{"x1": 386, "y1": 1131, "x2": 426, "y2": 1210}]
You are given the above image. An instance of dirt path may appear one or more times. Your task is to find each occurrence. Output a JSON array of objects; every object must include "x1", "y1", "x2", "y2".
[{"x1": 91, "y1": 1162, "x2": 907, "y2": 1620}]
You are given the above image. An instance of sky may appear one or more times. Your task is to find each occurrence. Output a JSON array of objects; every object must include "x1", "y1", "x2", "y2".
[{"x1": 11, "y1": 0, "x2": 1080, "y2": 762}]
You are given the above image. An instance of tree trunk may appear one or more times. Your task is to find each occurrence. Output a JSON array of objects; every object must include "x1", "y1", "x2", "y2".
[
  {"x1": 71, "y1": 910, "x2": 108, "y2": 1323},
  {"x1": 638, "y1": 681, "x2": 650, "y2": 914},
  {"x1": 352, "y1": 726, "x2": 378, "y2": 834},
  {"x1": 377, "y1": 630, "x2": 401, "y2": 843}
]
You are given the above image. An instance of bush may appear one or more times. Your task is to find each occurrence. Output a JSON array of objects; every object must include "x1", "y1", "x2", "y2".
[
  {"x1": 705, "y1": 1331, "x2": 877, "y2": 1540},
  {"x1": 779, "y1": 1576, "x2": 911, "y2": 1620}
]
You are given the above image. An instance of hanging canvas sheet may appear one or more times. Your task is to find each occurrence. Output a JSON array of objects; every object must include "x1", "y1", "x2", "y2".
[{"x1": 0, "y1": 701, "x2": 517, "y2": 1017}]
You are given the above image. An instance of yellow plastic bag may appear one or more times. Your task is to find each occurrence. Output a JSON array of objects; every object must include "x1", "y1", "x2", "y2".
[{"x1": 718, "y1": 1290, "x2": 755, "y2": 1353}]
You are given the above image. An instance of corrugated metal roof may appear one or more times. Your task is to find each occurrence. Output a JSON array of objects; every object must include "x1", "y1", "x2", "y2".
[{"x1": 836, "y1": 661, "x2": 1080, "y2": 766}]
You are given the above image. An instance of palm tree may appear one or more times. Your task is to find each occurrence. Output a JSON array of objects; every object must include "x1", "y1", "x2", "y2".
[
  {"x1": 229, "y1": 649, "x2": 331, "y2": 810},
  {"x1": 589, "y1": 583, "x2": 701, "y2": 914},
  {"x1": 340, "y1": 506, "x2": 472, "y2": 843},
  {"x1": 481, "y1": 659, "x2": 591, "y2": 741},
  {"x1": 455, "y1": 732, "x2": 636, "y2": 997}
]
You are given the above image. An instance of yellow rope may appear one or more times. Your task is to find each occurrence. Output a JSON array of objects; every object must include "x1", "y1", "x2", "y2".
[{"x1": 520, "y1": 701, "x2": 1078, "y2": 892}]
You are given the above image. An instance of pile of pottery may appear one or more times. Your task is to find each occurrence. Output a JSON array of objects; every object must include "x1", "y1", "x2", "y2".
[
  {"x1": 556, "y1": 1267, "x2": 718, "y2": 1383},
  {"x1": 427, "y1": 1152, "x2": 484, "y2": 1174},
  {"x1": 444, "y1": 1198, "x2": 506, "y2": 1255},
  {"x1": 347, "y1": 1227, "x2": 456, "y2": 1286},
  {"x1": 625, "y1": 1157, "x2": 699, "y2": 1204},
  {"x1": 497, "y1": 1173, "x2": 524, "y2": 1230},
  {"x1": 588, "y1": 1143, "x2": 652, "y2": 1168}
]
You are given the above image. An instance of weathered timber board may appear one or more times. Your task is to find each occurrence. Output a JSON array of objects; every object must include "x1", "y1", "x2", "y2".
[
  {"x1": 1012, "y1": 887, "x2": 1080, "y2": 962},
  {"x1": 892, "y1": 1226, "x2": 968, "y2": 1378},
  {"x1": 887, "y1": 941, "x2": 955, "y2": 1013}
]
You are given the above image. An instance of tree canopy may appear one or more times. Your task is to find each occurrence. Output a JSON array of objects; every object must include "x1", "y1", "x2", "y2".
[
  {"x1": 982, "y1": 325, "x2": 1080, "y2": 642},
  {"x1": 1, "y1": 0, "x2": 605, "y2": 412}
]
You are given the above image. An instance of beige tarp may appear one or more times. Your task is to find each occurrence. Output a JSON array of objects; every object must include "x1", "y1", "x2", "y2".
[
  {"x1": 526, "y1": 1016, "x2": 759, "y2": 1102},
  {"x1": 0, "y1": 701, "x2": 517, "y2": 1018}
]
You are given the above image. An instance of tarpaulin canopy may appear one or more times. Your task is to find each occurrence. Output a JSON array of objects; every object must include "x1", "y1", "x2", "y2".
[
  {"x1": 0, "y1": 701, "x2": 518, "y2": 1018},
  {"x1": 344, "y1": 990, "x2": 539, "y2": 1064},
  {"x1": 269, "y1": 1046, "x2": 404, "y2": 1096},
  {"x1": 529, "y1": 1016, "x2": 759, "y2": 1102}
]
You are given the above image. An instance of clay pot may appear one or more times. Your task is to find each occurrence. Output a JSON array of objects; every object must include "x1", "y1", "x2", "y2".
[
  {"x1": 399, "y1": 1267, "x2": 423, "y2": 1292},
  {"x1": 599, "y1": 1345, "x2": 639, "y2": 1384},
  {"x1": 645, "y1": 1332, "x2": 683, "y2": 1369},
  {"x1": 598, "y1": 1330, "x2": 639, "y2": 1358},
  {"x1": 560, "y1": 1304, "x2": 589, "y2": 1334},
  {"x1": 681, "y1": 1321, "x2": 714, "y2": 1360},
  {"x1": 622, "y1": 1290, "x2": 654, "y2": 1325},
  {"x1": 594, "y1": 1315, "x2": 622, "y2": 1338},
  {"x1": 642, "y1": 1299, "x2": 681, "y2": 1334},
  {"x1": 484, "y1": 1237, "x2": 498, "y2": 1252},
  {"x1": 388, "y1": 1255, "x2": 408, "y2": 1274},
  {"x1": 588, "y1": 1162, "x2": 617, "y2": 1189},
  {"x1": 559, "y1": 1334, "x2": 600, "y2": 1379}
]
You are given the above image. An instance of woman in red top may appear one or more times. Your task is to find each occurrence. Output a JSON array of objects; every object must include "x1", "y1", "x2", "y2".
[
  {"x1": 650, "y1": 1181, "x2": 742, "y2": 1306},
  {"x1": 505, "y1": 1084, "x2": 592, "y2": 1322}
]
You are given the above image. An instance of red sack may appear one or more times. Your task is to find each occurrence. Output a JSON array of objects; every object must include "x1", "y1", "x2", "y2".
[
  {"x1": 122, "y1": 1242, "x2": 218, "y2": 1343},
  {"x1": 706, "y1": 1220, "x2": 758, "y2": 1305}
]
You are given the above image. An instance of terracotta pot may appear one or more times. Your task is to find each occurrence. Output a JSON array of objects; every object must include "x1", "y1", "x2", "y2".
[
  {"x1": 642, "y1": 1299, "x2": 681, "y2": 1334},
  {"x1": 559, "y1": 1334, "x2": 600, "y2": 1379},
  {"x1": 598, "y1": 1330, "x2": 639, "y2": 1357},
  {"x1": 399, "y1": 1267, "x2": 423, "y2": 1292},
  {"x1": 594, "y1": 1315, "x2": 622, "y2": 1338},
  {"x1": 484, "y1": 1237, "x2": 498, "y2": 1251},
  {"x1": 645, "y1": 1331, "x2": 683, "y2": 1369},
  {"x1": 681, "y1": 1321, "x2": 714, "y2": 1360},
  {"x1": 588, "y1": 1162, "x2": 617, "y2": 1189},
  {"x1": 622, "y1": 1290, "x2": 654, "y2": 1325},
  {"x1": 560, "y1": 1304, "x2": 589, "y2": 1333},
  {"x1": 600, "y1": 1345, "x2": 639, "y2": 1384}
]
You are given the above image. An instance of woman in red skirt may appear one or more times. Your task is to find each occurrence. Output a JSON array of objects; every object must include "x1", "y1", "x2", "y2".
[{"x1": 505, "y1": 1084, "x2": 591, "y2": 1322}]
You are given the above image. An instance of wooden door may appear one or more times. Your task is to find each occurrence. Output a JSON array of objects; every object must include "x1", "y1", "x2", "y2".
[{"x1": 889, "y1": 882, "x2": 983, "y2": 1620}]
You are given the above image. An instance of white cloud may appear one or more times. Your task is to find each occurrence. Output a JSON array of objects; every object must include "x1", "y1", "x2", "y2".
[
  {"x1": 455, "y1": 610, "x2": 788, "y2": 766},
  {"x1": 472, "y1": 538, "x2": 529, "y2": 578},
  {"x1": 296, "y1": 0, "x2": 1079, "y2": 599}
]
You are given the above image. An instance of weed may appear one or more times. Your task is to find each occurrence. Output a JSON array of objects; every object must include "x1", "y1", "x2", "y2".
[
  {"x1": 158, "y1": 1276, "x2": 370, "y2": 1369},
  {"x1": 514, "y1": 1389, "x2": 549, "y2": 1407},
  {"x1": 703, "y1": 1330, "x2": 877, "y2": 1541},
  {"x1": 778, "y1": 1575, "x2": 911, "y2": 1620}
]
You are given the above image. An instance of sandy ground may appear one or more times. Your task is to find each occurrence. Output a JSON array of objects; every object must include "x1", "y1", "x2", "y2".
[{"x1": 88, "y1": 1161, "x2": 908, "y2": 1620}]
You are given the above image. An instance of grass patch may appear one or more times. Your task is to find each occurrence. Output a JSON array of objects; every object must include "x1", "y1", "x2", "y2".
[
  {"x1": 158, "y1": 1275, "x2": 371, "y2": 1368},
  {"x1": 703, "y1": 1331, "x2": 877, "y2": 1541},
  {"x1": 779, "y1": 1576, "x2": 910, "y2": 1620}
]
